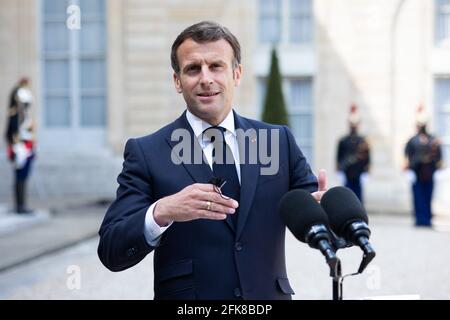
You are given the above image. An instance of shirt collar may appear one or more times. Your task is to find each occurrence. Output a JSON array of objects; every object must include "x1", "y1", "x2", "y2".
[{"x1": 185, "y1": 109, "x2": 236, "y2": 140}]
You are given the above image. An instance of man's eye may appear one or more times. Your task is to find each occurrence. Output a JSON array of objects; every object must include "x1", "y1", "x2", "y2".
[
  {"x1": 211, "y1": 64, "x2": 222, "y2": 69},
  {"x1": 186, "y1": 66, "x2": 200, "y2": 73}
]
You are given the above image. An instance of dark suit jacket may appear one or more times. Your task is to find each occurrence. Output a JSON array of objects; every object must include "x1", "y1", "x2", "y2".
[{"x1": 98, "y1": 111, "x2": 318, "y2": 300}]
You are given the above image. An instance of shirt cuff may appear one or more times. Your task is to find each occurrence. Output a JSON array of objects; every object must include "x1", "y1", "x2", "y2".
[{"x1": 144, "y1": 201, "x2": 173, "y2": 246}]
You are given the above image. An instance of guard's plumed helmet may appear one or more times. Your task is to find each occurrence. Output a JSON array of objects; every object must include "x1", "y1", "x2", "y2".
[
  {"x1": 348, "y1": 103, "x2": 361, "y2": 126},
  {"x1": 416, "y1": 104, "x2": 428, "y2": 126}
]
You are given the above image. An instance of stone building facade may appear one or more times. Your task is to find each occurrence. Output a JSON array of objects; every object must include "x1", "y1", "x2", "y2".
[{"x1": 0, "y1": 0, "x2": 449, "y2": 216}]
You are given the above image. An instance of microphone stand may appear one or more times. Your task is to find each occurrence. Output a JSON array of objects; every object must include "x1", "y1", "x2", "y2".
[
  {"x1": 328, "y1": 234, "x2": 376, "y2": 300},
  {"x1": 332, "y1": 260, "x2": 343, "y2": 300},
  {"x1": 329, "y1": 235, "x2": 349, "y2": 300}
]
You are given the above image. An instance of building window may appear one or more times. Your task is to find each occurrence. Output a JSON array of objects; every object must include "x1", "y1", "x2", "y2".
[
  {"x1": 42, "y1": 0, "x2": 106, "y2": 129},
  {"x1": 435, "y1": 78, "x2": 450, "y2": 163},
  {"x1": 287, "y1": 79, "x2": 314, "y2": 163},
  {"x1": 258, "y1": 78, "x2": 314, "y2": 163},
  {"x1": 289, "y1": 0, "x2": 313, "y2": 43},
  {"x1": 259, "y1": 0, "x2": 282, "y2": 43},
  {"x1": 436, "y1": 0, "x2": 450, "y2": 45},
  {"x1": 258, "y1": 0, "x2": 313, "y2": 44}
]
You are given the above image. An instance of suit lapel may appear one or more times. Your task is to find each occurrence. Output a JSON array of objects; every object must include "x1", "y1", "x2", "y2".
[
  {"x1": 165, "y1": 111, "x2": 213, "y2": 184},
  {"x1": 234, "y1": 111, "x2": 260, "y2": 240},
  {"x1": 165, "y1": 111, "x2": 235, "y2": 233}
]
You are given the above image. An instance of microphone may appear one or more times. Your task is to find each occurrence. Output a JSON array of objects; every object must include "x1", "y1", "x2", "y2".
[
  {"x1": 279, "y1": 189, "x2": 339, "y2": 276},
  {"x1": 321, "y1": 186, "x2": 376, "y2": 273}
]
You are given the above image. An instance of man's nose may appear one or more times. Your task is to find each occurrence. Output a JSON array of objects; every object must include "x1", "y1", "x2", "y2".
[{"x1": 199, "y1": 67, "x2": 213, "y2": 86}]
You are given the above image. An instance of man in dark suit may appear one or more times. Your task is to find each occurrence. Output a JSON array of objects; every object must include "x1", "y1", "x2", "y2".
[{"x1": 98, "y1": 21, "x2": 326, "y2": 300}]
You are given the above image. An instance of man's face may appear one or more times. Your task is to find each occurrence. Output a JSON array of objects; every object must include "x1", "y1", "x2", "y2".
[
  {"x1": 350, "y1": 123, "x2": 358, "y2": 132},
  {"x1": 173, "y1": 38, "x2": 242, "y2": 126},
  {"x1": 417, "y1": 124, "x2": 427, "y2": 133}
]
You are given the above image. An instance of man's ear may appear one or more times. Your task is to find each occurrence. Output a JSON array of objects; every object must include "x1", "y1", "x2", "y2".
[
  {"x1": 173, "y1": 72, "x2": 182, "y2": 93},
  {"x1": 233, "y1": 64, "x2": 243, "y2": 87}
]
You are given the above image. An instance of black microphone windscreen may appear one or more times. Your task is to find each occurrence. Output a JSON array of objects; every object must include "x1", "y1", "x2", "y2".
[
  {"x1": 321, "y1": 186, "x2": 368, "y2": 236},
  {"x1": 278, "y1": 189, "x2": 329, "y2": 242}
]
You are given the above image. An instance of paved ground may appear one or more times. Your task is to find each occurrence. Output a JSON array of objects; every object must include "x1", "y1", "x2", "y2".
[
  {"x1": 0, "y1": 208, "x2": 449, "y2": 300},
  {"x1": 0, "y1": 199, "x2": 106, "y2": 272}
]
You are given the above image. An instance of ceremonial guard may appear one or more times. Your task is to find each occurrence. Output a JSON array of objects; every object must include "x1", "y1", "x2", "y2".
[
  {"x1": 5, "y1": 77, "x2": 36, "y2": 214},
  {"x1": 404, "y1": 105, "x2": 443, "y2": 227},
  {"x1": 336, "y1": 104, "x2": 371, "y2": 203}
]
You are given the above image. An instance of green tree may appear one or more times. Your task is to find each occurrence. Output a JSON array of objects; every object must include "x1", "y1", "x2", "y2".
[{"x1": 261, "y1": 48, "x2": 289, "y2": 126}]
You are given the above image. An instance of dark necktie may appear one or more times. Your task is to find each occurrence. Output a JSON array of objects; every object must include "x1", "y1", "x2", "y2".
[{"x1": 203, "y1": 126, "x2": 240, "y2": 227}]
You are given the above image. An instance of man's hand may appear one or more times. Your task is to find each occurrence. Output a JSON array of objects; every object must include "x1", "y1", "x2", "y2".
[
  {"x1": 153, "y1": 183, "x2": 239, "y2": 227},
  {"x1": 311, "y1": 169, "x2": 327, "y2": 203}
]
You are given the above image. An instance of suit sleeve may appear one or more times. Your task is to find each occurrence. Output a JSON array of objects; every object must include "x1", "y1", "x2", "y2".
[
  {"x1": 283, "y1": 126, "x2": 318, "y2": 193},
  {"x1": 98, "y1": 138, "x2": 156, "y2": 272}
]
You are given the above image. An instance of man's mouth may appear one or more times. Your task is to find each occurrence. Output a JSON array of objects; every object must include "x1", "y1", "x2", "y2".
[{"x1": 197, "y1": 92, "x2": 220, "y2": 97}]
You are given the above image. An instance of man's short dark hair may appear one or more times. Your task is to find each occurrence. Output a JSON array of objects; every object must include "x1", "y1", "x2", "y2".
[{"x1": 171, "y1": 21, "x2": 241, "y2": 74}]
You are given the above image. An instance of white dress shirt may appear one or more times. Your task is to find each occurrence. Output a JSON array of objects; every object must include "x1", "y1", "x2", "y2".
[{"x1": 144, "y1": 109, "x2": 241, "y2": 245}]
